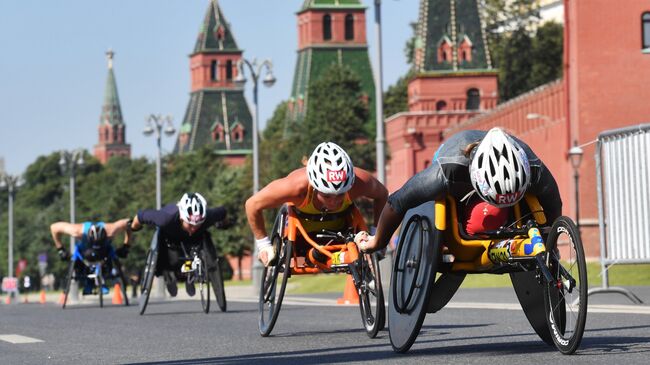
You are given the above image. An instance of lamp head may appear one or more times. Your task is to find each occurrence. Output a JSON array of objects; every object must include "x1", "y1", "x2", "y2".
[
  {"x1": 568, "y1": 142, "x2": 584, "y2": 169},
  {"x1": 263, "y1": 72, "x2": 276, "y2": 88}
]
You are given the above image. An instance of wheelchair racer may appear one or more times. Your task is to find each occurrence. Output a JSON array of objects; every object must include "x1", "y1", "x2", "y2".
[
  {"x1": 130, "y1": 192, "x2": 227, "y2": 297},
  {"x1": 51, "y1": 219, "x2": 131, "y2": 294},
  {"x1": 245, "y1": 142, "x2": 388, "y2": 267},
  {"x1": 356, "y1": 127, "x2": 562, "y2": 253}
]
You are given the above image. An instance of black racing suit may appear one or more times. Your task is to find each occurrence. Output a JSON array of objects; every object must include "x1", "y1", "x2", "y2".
[
  {"x1": 387, "y1": 130, "x2": 562, "y2": 224},
  {"x1": 137, "y1": 204, "x2": 227, "y2": 275}
]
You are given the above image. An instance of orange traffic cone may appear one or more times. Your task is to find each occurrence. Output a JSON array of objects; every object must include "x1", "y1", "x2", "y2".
[
  {"x1": 58, "y1": 292, "x2": 65, "y2": 305},
  {"x1": 4, "y1": 295, "x2": 10, "y2": 304},
  {"x1": 112, "y1": 283, "x2": 124, "y2": 305},
  {"x1": 337, "y1": 275, "x2": 360, "y2": 305},
  {"x1": 39, "y1": 290, "x2": 47, "y2": 304},
  {"x1": 23, "y1": 294, "x2": 29, "y2": 304}
]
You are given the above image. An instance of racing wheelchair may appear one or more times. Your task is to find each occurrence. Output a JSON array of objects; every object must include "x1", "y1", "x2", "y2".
[
  {"x1": 259, "y1": 204, "x2": 385, "y2": 338},
  {"x1": 138, "y1": 229, "x2": 226, "y2": 315},
  {"x1": 389, "y1": 194, "x2": 587, "y2": 355},
  {"x1": 61, "y1": 242, "x2": 130, "y2": 309}
]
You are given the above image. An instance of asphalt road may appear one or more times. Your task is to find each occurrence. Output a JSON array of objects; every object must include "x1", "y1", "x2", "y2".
[{"x1": 2, "y1": 287, "x2": 650, "y2": 364}]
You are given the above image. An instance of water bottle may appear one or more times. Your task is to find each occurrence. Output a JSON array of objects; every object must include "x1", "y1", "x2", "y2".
[{"x1": 488, "y1": 239, "x2": 513, "y2": 263}]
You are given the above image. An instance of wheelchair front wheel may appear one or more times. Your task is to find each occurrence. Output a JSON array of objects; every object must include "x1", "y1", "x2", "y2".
[
  {"x1": 358, "y1": 252, "x2": 385, "y2": 338},
  {"x1": 209, "y1": 257, "x2": 226, "y2": 312},
  {"x1": 61, "y1": 260, "x2": 76, "y2": 309},
  {"x1": 543, "y1": 216, "x2": 588, "y2": 354}
]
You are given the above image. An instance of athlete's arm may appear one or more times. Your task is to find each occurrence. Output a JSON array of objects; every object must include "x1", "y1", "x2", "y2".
[
  {"x1": 245, "y1": 169, "x2": 308, "y2": 239},
  {"x1": 49, "y1": 222, "x2": 83, "y2": 250},
  {"x1": 349, "y1": 167, "x2": 388, "y2": 226},
  {"x1": 105, "y1": 218, "x2": 132, "y2": 245}
]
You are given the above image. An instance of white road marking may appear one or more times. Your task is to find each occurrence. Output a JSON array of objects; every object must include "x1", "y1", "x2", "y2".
[
  {"x1": 230, "y1": 297, "x2": 650, "y2": 315},
  {"x1": 0, "y1": 334, "x2": 44, "y2": 344}
]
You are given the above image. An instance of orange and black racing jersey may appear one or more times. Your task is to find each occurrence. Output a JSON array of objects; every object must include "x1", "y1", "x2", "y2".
[{"x1": 295, "y1": 185, "x2": 353, "y2": 233}]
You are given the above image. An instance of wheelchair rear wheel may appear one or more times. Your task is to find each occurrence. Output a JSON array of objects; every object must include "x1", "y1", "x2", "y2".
[
  {"x1": 209, "y1": 256, "x2": 226, "y2": 312},
  {"x1": 259, "y1": 205, "x2": 291, "y2": 337},
  {"x1": 139, "y1": 248, "x2": 158, "y2": 315},
  {"x1": 389, "y1": 202, "x2": 441, "y2": 353},
  {"x1": 61, "y1": 260, "x2": 76, "y2": 309},
  {"x1": 199, "y1": 250, "x2": 211, "y2": 314},
  {"x1": 358, "y1": 252, "x2": 385, "y2": 338},
  {"x1": 543, "y1": 216, "x2": 588, "y2": 354}
]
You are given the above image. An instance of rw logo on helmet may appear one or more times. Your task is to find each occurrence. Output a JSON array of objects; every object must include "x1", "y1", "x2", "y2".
[
  {"x1": 326, "y1": 170, "x2": 347, "y2": 182},
  {"x1": 496, "y1": 191, "x2": 523, "y2": 205}
]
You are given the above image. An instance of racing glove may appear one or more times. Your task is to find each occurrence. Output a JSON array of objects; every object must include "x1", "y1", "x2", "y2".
[
  {"x1": 116, "y1": 245, "x2": 130, "y2": 258},
  {"x1": 57, "y1": 247, "x2": 69, "y2": 261}
]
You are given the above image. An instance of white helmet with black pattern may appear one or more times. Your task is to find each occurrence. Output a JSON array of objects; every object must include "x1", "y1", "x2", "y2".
[
  {"x1": 306, "y1": 142, "x2": 355, "y2": 195},
  {"x1": 469, "y1": 128, "x2": 530, "y2": 207},
  {"x1": 178, "y1": 192, "x2": 207, "y2": 225}
]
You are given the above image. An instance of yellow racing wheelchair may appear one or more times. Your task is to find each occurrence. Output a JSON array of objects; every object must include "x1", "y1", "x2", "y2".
[{"x1": 389, "y1": 194, "x2": 587, "y2": 355}]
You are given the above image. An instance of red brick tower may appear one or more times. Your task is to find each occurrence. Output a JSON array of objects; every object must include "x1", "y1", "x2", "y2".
[
  {"x1": 94, "y1": 49, "x2": 131, "y2": 164},
  {"x1": 385, "y1": 0, "x2": 497, "y2": 192}
]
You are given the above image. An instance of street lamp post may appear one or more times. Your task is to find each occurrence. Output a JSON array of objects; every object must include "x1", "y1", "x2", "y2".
[
  {"x1": 144, "y1": 115, "x2": 175, "y2": 298},
  {"x1": 143, "y1": 115, "x2": 176, "y2": 210},
  {"x1": 59, "y1": 149, "x2": 84, "y2": 302},
  {"x1": 1, "y1": 174, "x2": 19, "y2": 301},
  {"x1": 235, "y1": 57, "x2": 276, "y2": 291},
  {"x1": 373, "y1": 0, "x2": 386, "y2": 184},
  {"x1": 568, "y1": 141, "x2": 584, "y2": 232}
]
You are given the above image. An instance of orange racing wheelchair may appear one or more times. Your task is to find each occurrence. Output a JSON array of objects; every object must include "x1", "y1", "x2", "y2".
[
  {"x1": 389, "y1": 194, "x2": 587, "y2": 354},
  {"x1": 259, "y1": 203, "x2": 385, "y2": 338}
]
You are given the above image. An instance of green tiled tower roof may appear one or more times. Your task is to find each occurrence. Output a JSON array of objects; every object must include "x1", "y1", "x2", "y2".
[
  {"x1": 193, "y1": 0, "x2": 240, "y2": 54},
  {"x1": 414, "y1": 0, "x2": 492, "y2": 73},
  {"x1": 175, "y1": 90, "x2": 253, "y2": 154},
  {"x1": 300, "y1": 0, "x2": 366, "y2": 11},
  {"x1": 101, "y1": 49, "x2": 124, "y2": 125}
]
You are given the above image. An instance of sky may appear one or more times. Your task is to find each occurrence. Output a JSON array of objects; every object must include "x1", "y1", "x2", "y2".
[{"x1": 0, "y1": 0, "x2": 417, "y2": 176}]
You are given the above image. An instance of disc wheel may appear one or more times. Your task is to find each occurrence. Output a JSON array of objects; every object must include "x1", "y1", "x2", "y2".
[
  {"x1": 209, "y1": 255, "x2": 226, "y2": 312},
  {"x1": 543, "y1": 216, "x2": 588, "y2": 354},
  {"x1": 389, "y1": 201, "x2": 441, "y2": 353},
  {"x1": 358, "y1": 252, "x2": 385, "y2": 338}
]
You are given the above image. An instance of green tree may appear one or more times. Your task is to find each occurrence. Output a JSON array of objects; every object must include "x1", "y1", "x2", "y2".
[
  {"x1": 530, "y1": 21, "x2": 563, "y2": 88},
  {"x1": 302, "y1": 63, "x2": 374, "y2": 170},
  {"x1": 498, "y1": 27, "x2": 534, "y2": 100},
  {"x1": 383, "y1": 72, "x2": 412, "y2": 118}
]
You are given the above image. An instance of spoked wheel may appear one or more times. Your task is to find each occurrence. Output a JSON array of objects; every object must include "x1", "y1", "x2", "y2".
[
  {"x1": 389, "y1": 201, "x2": 441, "y2": 353},
  {"x1": 97, "y1": 266, "x2": 104, "y2": 308},
  {"x1": 209, "y1": 256, "x2": 226, "y2": 312},
  {"x1": 259, "y1": 205, "x2": 291, "y2": 337},
  {"x1": 113, "y1": 258, "x2": 130, "y2": 306},
  {"x1": 357, "y1": 252, "x2": 385, "y2": 338},
  {"x1": 543, "y1": 216, "x2": 588, "y2": 354},
  {"x1": 61, "y1": 260, "x2": 76, "y2": 309},
  {"x1": 139, "y1": 248, "x2": 158, "y2": 315},
  {"x1": 199, "y1": 250, "x2": 211, "y2": 314}
]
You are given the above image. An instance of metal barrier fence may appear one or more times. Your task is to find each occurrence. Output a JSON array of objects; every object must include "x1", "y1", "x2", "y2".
[{"x1": 594, "y1": 123, "x2": 650, "y2": 304}]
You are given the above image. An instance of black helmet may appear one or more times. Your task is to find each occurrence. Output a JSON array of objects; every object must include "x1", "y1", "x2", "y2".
[{"x1": 88, "y1": 224, "x2": 107, "y2": 244}]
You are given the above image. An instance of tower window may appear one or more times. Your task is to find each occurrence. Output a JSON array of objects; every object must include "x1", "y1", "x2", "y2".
[
  {"x1": 226, "y1": 60, "x2": 233, "y2": 80},
  {"x1": 323, "y1": 14, "x2": 332, "y2": 41},
  {"x1": 436, "y1": 100, "x2": 447, "y2": 111},
  {"x1": 466, "y1": 88, "x2": 480, "y2": 110},
  {"x1": 643, "y1": 12, "x2": 650, "y2": 49},
  {"x1": 345, "y1": 14, "x2": 354, "y2": 40},
  {"x1": 210, "y1": 60, "x2": 218, "y2": 81}
]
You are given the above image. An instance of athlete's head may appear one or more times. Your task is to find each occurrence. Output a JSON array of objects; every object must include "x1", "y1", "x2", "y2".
[
  {"x1": 87, "y1": 224, "x2": 107, "y2": 244},
  {"x1": 178, "y1": 192, "x2": 207, "y2": 227},
  {"x1": 469, "y1": 127, "x2": 530, "y2": 207},
  {"x1": 307, "y1": 142, "x2": 355, "y2": 195}
]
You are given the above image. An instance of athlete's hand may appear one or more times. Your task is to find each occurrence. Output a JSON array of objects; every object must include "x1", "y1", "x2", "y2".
[
  {"x1": 354, "y1": 231, "x2": 378, "y2": 253},
  {"x1": 116, "y1": 245, "x2": 129, "y2": 258},
  {"x1": 57, "y1": 247, "x2": 69, "y2": 261},
  {"x1": 258, "y1": 245, "x2": 276, "y2": 267}
]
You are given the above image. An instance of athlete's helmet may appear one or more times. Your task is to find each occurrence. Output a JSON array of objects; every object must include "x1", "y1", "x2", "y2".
[
  {"x1": 87, "y1": 224, "x2": 107, "y2": 244},
  {"x1": 469, "y1": 127, "x2": 531, "y2": 207},
  {"x1": 178, "y1": 192, "x2": 207, "y2": 226},
  {"x1": 306, "y1": 142, "x2": 355, "y2": 195}
]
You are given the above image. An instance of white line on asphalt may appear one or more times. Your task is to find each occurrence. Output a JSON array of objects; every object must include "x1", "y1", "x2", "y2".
[
  {"x1": 0, "y1": 334, "x2": 44, "y2": 344},
  {"x1": 229, "y1": 297, "x2": 650, "y2": 314}
]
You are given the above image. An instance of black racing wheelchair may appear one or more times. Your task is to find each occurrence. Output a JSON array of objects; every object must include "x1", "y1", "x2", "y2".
[
  {"x1": 138, "y1": 229, "x2": 226, "y2": 315},
  {"x1": 389, "y1": 194, "x2": 588, "y2": 355}
]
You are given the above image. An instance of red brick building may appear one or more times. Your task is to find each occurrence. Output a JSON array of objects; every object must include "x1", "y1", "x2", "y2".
[{"x1": 386, "y1": 0, "x2": 650, "y2": 258}]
